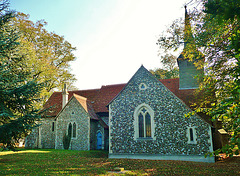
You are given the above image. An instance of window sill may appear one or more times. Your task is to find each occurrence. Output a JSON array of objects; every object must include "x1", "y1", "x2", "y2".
[
  {"x1": 187, "y1": 141, "x2": 197, "y2": 144},
  {"x1": 136, "y1": 137, "x2": 153, "y2": 141}
]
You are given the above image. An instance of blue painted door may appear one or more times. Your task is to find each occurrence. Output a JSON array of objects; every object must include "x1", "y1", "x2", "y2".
[{"x1": 97, "y1": 132, "x2": 102, "y2": 150}]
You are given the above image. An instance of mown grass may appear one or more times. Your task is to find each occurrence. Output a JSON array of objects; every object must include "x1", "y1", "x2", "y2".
[{"x1": 0, "y1": 149, "x2": 240, "y2": 175}]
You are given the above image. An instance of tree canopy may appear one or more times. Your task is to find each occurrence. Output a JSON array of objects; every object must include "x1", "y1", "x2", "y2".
[
  {"x1": 13, "y1": 12, "x2": 77, "y2": 107},
  {"x1": 0, "y1": 0, "x2": 44, "y2": 149},
  {"x1": 0, "y1": 0, "x2": 78, "y2": 149},
  {"x1": 150, "y1": 54, "x2": 179, "y2": 79},
  {"x1": 198, "y1": 0, "x2": 240, "y2": 157}
]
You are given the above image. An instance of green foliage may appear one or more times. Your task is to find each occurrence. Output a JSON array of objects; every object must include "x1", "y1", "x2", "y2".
[
  {"x1": 62, "y1": 132, "x2": 71, "y2": 150},
  {"x1": 157, "y1": 18, "x2": 184, "y2": 52},
  {"x1": 160, "y1": 54, "x2": 178, "y2": 71},
  {"x1": 150, "y1": 67, "x2": 179, "y2": 80},
  {"x1": 204, "y1": 0, "x2": 240, "y2": 22},
  {"x1": 193, "y1": 0, "x2": 240, "y2": 157},
  {"x1": 157, "y1": 1, "x2": 240, "y2": 157},
  {"x1": 0, "y1": 0, "x2": 44, "y2": 150},
  {"x1": 150, "y1": 54, "x2": 179, "y2": 79},
  {"x1": 12, "y1": 12, "x2": 77, "y2": 107}
]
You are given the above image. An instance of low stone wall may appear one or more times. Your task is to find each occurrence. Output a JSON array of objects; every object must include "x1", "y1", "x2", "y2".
[{"x1": 109, "y1": 154, "x2": 215, "y2": 163}]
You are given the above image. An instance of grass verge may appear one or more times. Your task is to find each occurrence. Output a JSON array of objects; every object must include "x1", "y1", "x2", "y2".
[{"x1": 0, "y1": 149, "x2": 240, "y2": 175}]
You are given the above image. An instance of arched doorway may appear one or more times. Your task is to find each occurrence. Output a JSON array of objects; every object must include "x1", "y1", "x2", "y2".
[{"x1": 97, "y1": 132, "x2": 102, "y2": 150}]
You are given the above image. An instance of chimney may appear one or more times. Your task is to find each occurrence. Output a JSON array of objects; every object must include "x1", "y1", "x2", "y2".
[{"x1": 62, "y1": 83, "x2": 69, "y2": 108}]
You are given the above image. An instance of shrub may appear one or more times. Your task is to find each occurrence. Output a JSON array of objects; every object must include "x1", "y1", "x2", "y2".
[{"x1": 63, "y1": 132, "x2": 71, "y2": 150}]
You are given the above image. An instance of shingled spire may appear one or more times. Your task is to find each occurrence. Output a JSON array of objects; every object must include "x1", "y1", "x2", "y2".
[
  {"x1": 183, "y1": 5, "x2": 194, "y2": 49},
  {"x1": 177, "y1": 6, "x2": 203, "y2": 90}
]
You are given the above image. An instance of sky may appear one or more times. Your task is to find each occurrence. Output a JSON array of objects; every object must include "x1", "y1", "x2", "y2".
[{"x1": 10, "y1": 0, "x2": 189, "y2": 90}]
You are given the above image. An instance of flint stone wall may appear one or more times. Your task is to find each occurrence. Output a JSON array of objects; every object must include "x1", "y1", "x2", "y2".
[
  {"x1": 55, "y1": 98, "x2": 90, "y2": 150},
  {"x1": 40, "y1": 118, "x2": 55, "y2": 149},
  {"x1": 109, "y1": 66, "x2": 212, "y2": 156},
  {"x1": 25, "y1": 118, "x2": 55, "y2": 149},
  {"x1": 25, "y1": 128, "x2": 39, "y2": 148}
]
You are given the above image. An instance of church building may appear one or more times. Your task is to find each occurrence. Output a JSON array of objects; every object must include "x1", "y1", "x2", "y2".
[{"x1": 25, "y1": 7, "x2": 228, "y2": 163}]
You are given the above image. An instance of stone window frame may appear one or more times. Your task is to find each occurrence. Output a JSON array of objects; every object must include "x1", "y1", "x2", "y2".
[
  {"x1": 133, "y1": 103, "x2": 156, "y2": 140},
  {"x1": 68, "y1": 122, "x2": 77, "y2": 139},
  {"x1": 186, "y1": 126, "x2": 197, "y2": 144},
  {"x1": 139, "y1": 83, "x2": 147, "y2": 90}
]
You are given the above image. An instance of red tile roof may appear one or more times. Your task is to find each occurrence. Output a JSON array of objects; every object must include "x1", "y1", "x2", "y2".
[
  {"x1": 43, "y1": 89, "x2": 99, "y2": 117},
  {"x1": 42, "y1": 79, "x2": 196, "y2": 119},
  {"x1": 73, "y1": 94, "x2": 99, "y2": 120},
  {"x1": 159, "y1": 79, "x2": 196, "y2": 107},
  {"x1": 93, "y1": 84, "x2": 126, "y2": 113},
  {"x1": 160, "y1": 79, "x2": 211, "y2": 124}
]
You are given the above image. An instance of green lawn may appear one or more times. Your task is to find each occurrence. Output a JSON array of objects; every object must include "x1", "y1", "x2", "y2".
[{"x1": 0, "y1": 149, "x2": 240, "y2": 175}]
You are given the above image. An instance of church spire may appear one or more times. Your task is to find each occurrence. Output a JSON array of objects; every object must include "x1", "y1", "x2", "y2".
[
  {"x1": 183, "y1": 5, "x2": 194, "y2": 49},
  {"x1": 177, "y1": 6, "x2": 203, "y2": 90}
]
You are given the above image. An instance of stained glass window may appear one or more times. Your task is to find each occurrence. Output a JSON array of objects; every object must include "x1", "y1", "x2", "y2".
[
  {"x1": 138, "y1": 113, "x2": 144, "y2": 137},
  {"x1": 145, "y1": 112, "x2": 151, "y2": 137},
  {"x1": 138, "y1": 108, "x2": 152, "y2": 138}
]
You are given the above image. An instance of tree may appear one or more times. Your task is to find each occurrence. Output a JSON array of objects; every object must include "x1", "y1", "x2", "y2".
[
  {"x1": 0, "y1": 0, "x2": 44, "y2": 150},
  {"x1": 152, "y1": 15, "x2": 183, "y2": 80},
  {"x1": 150, "y1": 49, "x2": 179, "y2": 79},
  {"x1": 157, "y1": 18, "x2": 184, "y2": 53},
  {"x1": 150, "y1": 53, "x2": 179, "y2": 79},
  {"x1": 63, "y1": 132, "x2": 71, "y2": 150},
  {"x1": 150, "y1": 67, "x2": 178, "y2": 80},
  {"x1": 13, "y1": 12, "x2": 77, "y2": 107},
  {"x1": 195, "y1": 0, "x2": 240, "y2": 157},
  {"x1": 157, "y1": 1, "x2": 240, "y2": 157}
]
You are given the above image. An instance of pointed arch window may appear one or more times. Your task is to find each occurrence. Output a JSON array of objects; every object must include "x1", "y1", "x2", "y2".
[
  {"x1": 138, "y1": 108, "x2": 152, "y2": 138},
  {"x1": 145, "y1": 112, "x2": 151, "y2": 137},
  {"x1": 134, "y1": 104, "x2": 155, "y2": 140},
  {"x1": 68, "y1": 123, "x2": 72, "y2": 138},
  {"x1": 189, "y1": 128, "x2": 194, "y2": 141},
  {"x1": 187, "y1": 127, "x2": 197, "y2": 144},
  {"x1": 73, "y1": 122, "x2": 76, "y2": 138},
  {"x1": 138, "y1": 113, "x2": 144, "y2": 137},
  {"x1": 52, "y1": 122, "x2": 55, "y2": 132}
]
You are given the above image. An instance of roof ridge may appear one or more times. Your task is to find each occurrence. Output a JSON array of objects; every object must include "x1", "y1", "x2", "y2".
[
  {"x1": 101, "y1": 83, "x2": 127, "y2": 88},
  {"x1": 53, "y1": 84, "x2": 128, "y2": 93},
  {"x1": 70, "y1": 88, "x2": 100, "y2": 92}
]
